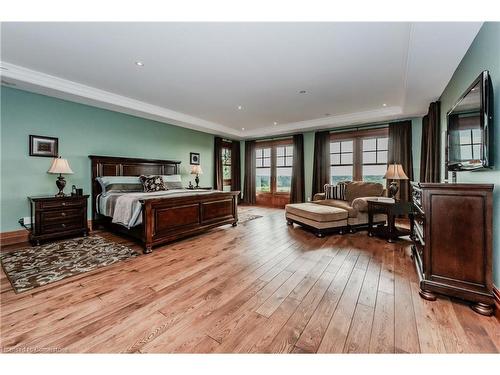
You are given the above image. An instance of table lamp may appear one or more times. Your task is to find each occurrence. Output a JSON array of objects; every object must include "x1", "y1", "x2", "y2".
[
  {"x1": 190, "y1": 165, "x2": 203, "y2": 189},
  {"x1": 47, "y1": 157, "x2": 74, "y2": 197},
  {"x1": 384, "y1": 164, "x2": 408, "y2": 199}
]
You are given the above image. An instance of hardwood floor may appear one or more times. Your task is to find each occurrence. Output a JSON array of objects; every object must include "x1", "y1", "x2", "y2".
[{"x1": 1, "y1": 206, "x2": 499, "y2": 353}]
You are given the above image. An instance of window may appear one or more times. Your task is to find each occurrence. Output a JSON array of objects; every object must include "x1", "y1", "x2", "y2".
[
  {"x1": 329, "y1": 128, "x2": 389, "y2": 184},
  {"x1": 221, "y1": 145, "x2": 232, "y2": 191},
  {"x1": 276, "y1": 145, "x2": 293, "y2": 192},
  {"x1": 362, "y1": 136, "x2": 388, "y2": 185},
  {"x1": 330, "y1": 140, "x2": 354, "y2": 184},
  {"x1": 458, "y1": 128, "x2": 482, "y2": 160},
  {"x1": 256, "y1": 147, "x2": 271, "y2": 193}
]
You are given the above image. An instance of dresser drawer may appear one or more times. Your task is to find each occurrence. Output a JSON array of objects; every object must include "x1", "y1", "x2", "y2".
[
  {"x1": 41, "y1": 218, "x2": 84, "y2": 234},
  {"x1": 39, "y1": 199, "x2": 85, "y2": 210},
  {"x1": 41, "y1": 208, "x2": 83, "y2": 222}
]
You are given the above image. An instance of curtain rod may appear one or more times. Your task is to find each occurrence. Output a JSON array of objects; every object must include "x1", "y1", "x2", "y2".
[
  {"x1": 329, "y1": 117, "x2": 417, "y2": 134},
  {"x1": 244, "y1": 117, "x2": 417, "y2": 142}
]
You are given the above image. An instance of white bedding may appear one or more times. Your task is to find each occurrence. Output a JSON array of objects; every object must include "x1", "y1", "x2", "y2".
[{"x1": 97, "y1": 189, "x2": 219, "y2": 228}]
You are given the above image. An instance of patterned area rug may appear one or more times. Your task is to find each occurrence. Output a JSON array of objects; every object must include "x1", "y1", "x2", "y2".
[
  {"x1": 238, "y1": 212, "x2": 263, "y2": 224},
  {"x1": 1, "y1": 235, "x2": 139, "y2": 293}
]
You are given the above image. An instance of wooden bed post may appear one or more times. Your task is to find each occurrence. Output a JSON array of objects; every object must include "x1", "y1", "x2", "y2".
[{"x1": 142, "y1": 201, "x2": 154, "y2": 254}]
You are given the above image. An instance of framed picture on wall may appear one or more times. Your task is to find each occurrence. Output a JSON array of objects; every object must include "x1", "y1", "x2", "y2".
[
  {"x1": 190, "y1": 152, "x2": 200, "y2": 165},
  {"x1": 29, "y1": 135, "x2": 59, "y2": 157}
]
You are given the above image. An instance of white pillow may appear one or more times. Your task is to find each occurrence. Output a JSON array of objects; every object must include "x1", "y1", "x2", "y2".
[
  {"x1": 96, "y1": 176, "x2": 143, "y2": 196},
  {"x1": 162, "y1": 174, "x2": 182, "y2": 183}
]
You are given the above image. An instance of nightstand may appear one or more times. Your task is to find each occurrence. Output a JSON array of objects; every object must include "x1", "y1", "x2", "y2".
[{"x1": 28, "y1": 195, "x2": 89, "y2": 245}]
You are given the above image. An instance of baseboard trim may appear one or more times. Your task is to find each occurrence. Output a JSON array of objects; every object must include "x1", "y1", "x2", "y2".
[
  {"x1": 493, "y1": 285, "x2": 500, "y2": 322},
  {"x1": 0, "y1": 229, "x2": 30, "y2": 247},
  {"x1": 1, "y1": 220, "x2": 93, "y2": 247}
]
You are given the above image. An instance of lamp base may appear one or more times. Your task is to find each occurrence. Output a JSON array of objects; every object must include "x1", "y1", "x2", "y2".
[
  {"x1": 195, "y1": 174, "x2": 200, "y2": 189},
  {"x1": 388, "y1": 181, "x2": 399, "y2": 199},
  {"x1": 55, "y1": 174, "x2": 67, "y2": 197}
]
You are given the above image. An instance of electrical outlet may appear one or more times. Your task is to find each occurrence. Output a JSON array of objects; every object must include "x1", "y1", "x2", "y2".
[
  {"x1": 23, "y1": 217, "x2": 32, "y2": 225},
  {"x1": 307, "y1": 196, "x2": 311, "y2": 202}
]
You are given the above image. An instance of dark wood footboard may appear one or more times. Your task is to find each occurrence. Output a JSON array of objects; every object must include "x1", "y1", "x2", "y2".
[{"x1": 141, "y1": 191, "x2": 239, "y2": 253}]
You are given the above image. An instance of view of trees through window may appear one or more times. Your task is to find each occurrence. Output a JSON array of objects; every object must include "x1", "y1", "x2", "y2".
[
  {"x1": 256, "y1": 148, "x2": 271, "y2": 192},
  {"x1": 276, "y1": 146, "x2": 293, "y2": 192},
  {"x1": 362, "y1": 137, "x2": 388, "y2": 186},
  {"x1": 330, "y1": 140, "x2": 354, "y2": 184},
  {"x1": 255, "y1": 143, "x2": 293, "y2": 194},
  {"x1": 222, "y1": 146, "x2": 231, "y2": 191}
]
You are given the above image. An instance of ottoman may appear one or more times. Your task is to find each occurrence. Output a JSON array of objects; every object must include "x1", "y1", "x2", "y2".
[{"x1": 285, "y1": 203, "x2": 348, "y2": 237}]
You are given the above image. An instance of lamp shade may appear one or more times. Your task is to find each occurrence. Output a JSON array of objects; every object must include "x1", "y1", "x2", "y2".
[
  {"x1": 47, "y1": 157, "x2": 74, "y2": 174},
  {"x1": 190, "y1": 165, "x2": 203, "y2": 175},
  {"x1": 384, "y1": 164, "x2": 408, "y2": 180}
]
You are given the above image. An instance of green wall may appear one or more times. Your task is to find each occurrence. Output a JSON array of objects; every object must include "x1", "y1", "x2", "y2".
[
  {"x1": 438, "y1": 22, "x2": 500, "y2": 286},
  {"x1": 0, "y1": 87, "x2": 215, "y2": 232}
]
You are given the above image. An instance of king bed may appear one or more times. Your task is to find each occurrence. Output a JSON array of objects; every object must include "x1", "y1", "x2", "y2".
[{"x1": 89, "y1": 155, "x2": 239, "y2": 253}]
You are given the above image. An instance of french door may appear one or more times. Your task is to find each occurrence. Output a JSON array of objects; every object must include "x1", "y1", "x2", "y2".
[{"x1": 255, "y1": 139, "x2": 293, "y2": 207}]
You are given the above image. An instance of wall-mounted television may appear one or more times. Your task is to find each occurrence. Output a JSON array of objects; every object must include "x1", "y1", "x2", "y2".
[{"x1": 447, "y1": 70, "x2": 493, "y2": 171}]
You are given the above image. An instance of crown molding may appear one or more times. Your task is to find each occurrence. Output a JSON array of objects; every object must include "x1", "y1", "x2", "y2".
[
  {"x1": 1, "y1": 61, "x2": 409, "y2": 140},
  {"x1": 0, "y1": 61, "x2": 241, "y2": 139}
]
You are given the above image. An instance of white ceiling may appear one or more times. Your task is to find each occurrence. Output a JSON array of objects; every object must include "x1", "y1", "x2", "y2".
[{"x1": 0, "y1": 22, "x2": 482, "y2": 139}]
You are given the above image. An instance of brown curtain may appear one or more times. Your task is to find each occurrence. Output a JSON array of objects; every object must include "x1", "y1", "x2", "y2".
[
  {"x1": 388, "y1": 120, "x2": 414, "y2": 202},
  {"x1": 242, "y1": 140, "x2": 256, "y2": 204},
  {"x1": 312, "y1": 131, "x2": 330, "y2": 195},
  {"x1": 213, "y1": 137, "x2": 223, "y2": 190},
  {"x1": 290, "y1": 134, "x2": 305, "y2": 203},
  {"x1": 231, "y1": 140, "x2": 241, "y2": 198},
  {"x1": 420, "y1": 101, "x2": 441, "y2": 182}
]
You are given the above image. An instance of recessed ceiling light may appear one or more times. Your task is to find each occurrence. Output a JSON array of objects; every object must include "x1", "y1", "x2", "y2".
[
  {"x1": 135, "y1": 61, "x2": 144, "y2": 66},
  {"x1": 237, "y1": 105, "x2": 243, "y2": 110},
  {"x1": 382, "y1": 103, "x2": 387, "y2": 107},
  {"x1": 299, "y1": 90, "x2": 307, "y2": 94},
  {"x1": 241, "y1": 127, "x2": 245, "y2": 131},
  {"x1": 273, "y1": 121, "x2": 278, "y2": 126}
]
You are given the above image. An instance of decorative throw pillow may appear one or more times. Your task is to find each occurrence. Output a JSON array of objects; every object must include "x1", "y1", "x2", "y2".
[
  {"x1": 324, "y1": 182, "x2": 347, "y2": 200},
  {"x1": 140, "y1": 175, "x2": 167, "y2": 192}
]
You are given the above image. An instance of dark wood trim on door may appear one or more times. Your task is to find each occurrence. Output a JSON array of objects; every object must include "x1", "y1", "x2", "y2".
[{"x1": 255, "y1": 139, "x2": 293, "y2": 208}]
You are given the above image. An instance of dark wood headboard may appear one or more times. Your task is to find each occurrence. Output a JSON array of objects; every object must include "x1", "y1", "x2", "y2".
[{"x1": 89, "y1": 155, "x2": 181, "y2": 220}]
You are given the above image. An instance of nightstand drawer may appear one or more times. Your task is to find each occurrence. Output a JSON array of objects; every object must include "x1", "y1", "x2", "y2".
[
  {"x1": 40, "y1": 199, "x2": 84, "y2": 210},
  {"x1": 42, "y1": 218, "x2": 84, "y2": 234},
  {"x1": 41, "y1": 208, "x2": 82, "y2": 222}
]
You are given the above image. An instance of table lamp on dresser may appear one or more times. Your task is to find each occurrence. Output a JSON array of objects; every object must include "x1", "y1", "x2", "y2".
[
  {"x1": 384, "y1": 164, "x2": 408, "y2": 199},
  {"x1": 47, "y1": 157, "x2": 74, "y2": 197}
]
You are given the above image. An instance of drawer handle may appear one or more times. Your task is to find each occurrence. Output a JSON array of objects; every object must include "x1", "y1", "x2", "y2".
[
  {"x1": 61, "y1": 223, "x2": 66, "y2": 228},
  {"x1": 62, "y1": 202, "x2": 66, "y2": 206},
  {"x1": 61, "y1": 212, "x2": 66, "y2": 217}
]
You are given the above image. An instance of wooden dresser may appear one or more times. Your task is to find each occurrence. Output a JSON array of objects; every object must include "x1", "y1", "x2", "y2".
[
  {"x1": 410, "y1": 182, "x2": 494, "y2": 315},
  {"x1": 28, "y1": 195, "x2": 89, "y2": 245}
]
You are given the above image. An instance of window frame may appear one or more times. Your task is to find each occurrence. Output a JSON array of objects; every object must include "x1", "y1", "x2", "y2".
[
  {"x1": 458, "y1": 128, "x2": 482, "y2": 161},
  {"x1": 255, "y1": 139, "x2": 294, "y2": 196},
  {"x1": 221, "y1": 140, "x2": 232, "y2": 191},
  {"x1": 329, "y1": 127, "x2": 389, "y2": 182}
]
